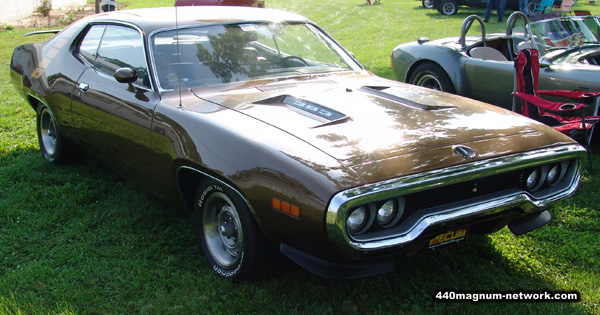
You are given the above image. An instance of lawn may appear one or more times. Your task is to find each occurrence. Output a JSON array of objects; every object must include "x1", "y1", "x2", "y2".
[{"x1": 1, "y1": 0, "x2": 599, "y2": 313}]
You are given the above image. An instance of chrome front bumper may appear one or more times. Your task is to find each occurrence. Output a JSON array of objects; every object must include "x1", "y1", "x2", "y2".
[{"x1": 325, "y1": 144, "x2": 586, "y2": 256}]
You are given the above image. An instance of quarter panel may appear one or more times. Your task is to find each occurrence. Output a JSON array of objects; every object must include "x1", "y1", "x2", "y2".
[
  {"x1": 538, "y1": 64, "x2": 600, "y2": 93},
  {"x1": 10, "y1": 26, "x2": 88, "y2": 135}
]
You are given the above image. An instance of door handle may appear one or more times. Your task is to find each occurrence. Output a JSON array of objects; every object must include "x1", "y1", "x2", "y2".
[{"x1": 79, "y1": 83, "x2": 89, "y2": 92}]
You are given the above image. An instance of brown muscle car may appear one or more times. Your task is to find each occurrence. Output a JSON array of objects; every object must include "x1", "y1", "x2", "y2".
[{"x1": 10, "y1": 6, "x2": 587, "y2": 280}]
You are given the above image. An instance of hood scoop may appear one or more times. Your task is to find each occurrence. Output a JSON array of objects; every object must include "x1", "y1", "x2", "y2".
[
  {"x1": 254, "y1": 95, "x2": 350, "y2": 128},
  {"x1": 360, "y1": 86, "x2": 457, "y2": 110}
]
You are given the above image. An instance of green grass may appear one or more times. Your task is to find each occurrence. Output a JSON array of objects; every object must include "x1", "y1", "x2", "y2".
[{"x1": 1, "y1": 0, "x2": 599, "y2": 313}]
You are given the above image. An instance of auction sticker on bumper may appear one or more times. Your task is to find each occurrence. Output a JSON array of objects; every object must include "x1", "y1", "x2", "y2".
[{"x1": 428, "y1": 227, "x2": 468, "y2": 250}]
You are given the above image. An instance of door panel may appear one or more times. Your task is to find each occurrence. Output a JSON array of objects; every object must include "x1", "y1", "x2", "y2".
[
  {"x1": 463, "y1": 58, "x2": 515, "y2": 109},
  {"x1": 72, "y1": 68, "x2": 160, "y2": 179},
  {"x1": 70, "y1": 23, "x2": 162, "y2": 187}
]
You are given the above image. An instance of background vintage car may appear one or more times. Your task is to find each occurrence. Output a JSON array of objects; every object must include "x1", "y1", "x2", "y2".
[
  {"x1": 10, "y1": 7, "x2": 586, "y2": 280},
  {"x1": 391, "y1": 12, "x2": 600, "y2": 111},
  {"x1": 426, "y1": 0, "x2": 527, "y2": 16}
]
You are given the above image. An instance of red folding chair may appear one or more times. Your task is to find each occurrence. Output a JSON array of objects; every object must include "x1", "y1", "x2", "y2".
[{"x1": 512, "y1": 49, "x2": 599, "y2": 171}]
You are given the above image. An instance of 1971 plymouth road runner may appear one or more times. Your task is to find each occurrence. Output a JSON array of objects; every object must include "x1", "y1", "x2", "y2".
[{"x1": 10, "y1": 7, "x2": 587, "y2": 280}]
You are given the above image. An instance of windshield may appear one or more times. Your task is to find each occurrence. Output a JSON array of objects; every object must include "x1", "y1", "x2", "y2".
[
  {"x1": 528, "y1": 16, "x2": 600, "y2": 55},
  {"x1": 151, "y1": 22, "x2": 361, "y2": 89}
]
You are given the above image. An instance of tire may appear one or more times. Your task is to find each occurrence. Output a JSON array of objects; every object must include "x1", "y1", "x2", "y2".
[
  {"x1": 422, "y1": 0, "x2": 434, "y2": 8},
  {"x1": 36, "y1": 105, "x2": 74, "y2": 164},
  {"x1": 438, "y1": 0, "x2": 458, "y2": 15},
  {"x1": 408, "y1": 63, "x2": 456, "y2": 94},
  {"x1": 193, "y1": 179, "x2": 267, "y2": 280}
]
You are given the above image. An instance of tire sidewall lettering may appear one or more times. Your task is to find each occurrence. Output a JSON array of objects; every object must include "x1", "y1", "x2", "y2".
[
  {"x1": 197, "y1": 185, "x2": 213, "y2": 208},
  {"x1": 212, "y1": 251, "x2": 244, "y2": 278},
  {"x1": 197, "y1": 184, "x2": 224, "y2": 208}
]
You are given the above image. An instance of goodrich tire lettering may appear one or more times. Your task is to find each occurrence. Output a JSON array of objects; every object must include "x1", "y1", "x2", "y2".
[{"x1": 193, "y1": 179, "x2": 267, "y2": 280}]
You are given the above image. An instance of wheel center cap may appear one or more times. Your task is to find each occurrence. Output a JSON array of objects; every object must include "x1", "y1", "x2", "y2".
[{"x1": 220, "y1": 221, "x2": 237, "y2": 238}]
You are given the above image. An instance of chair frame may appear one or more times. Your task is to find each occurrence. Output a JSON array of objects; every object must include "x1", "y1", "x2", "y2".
[
  {"x1": 532, "y1": 0, "x2": 555, "y2": 14},
  {"x1": 512, "y1": 49, "x2": 600, "y2": 171}
]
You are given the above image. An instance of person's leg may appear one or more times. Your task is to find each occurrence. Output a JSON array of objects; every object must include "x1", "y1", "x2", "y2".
[
  {"x1": 497, "y1": 0, "x2": 506, "y2": 22},
  {"x1": 519, "y1": 0, "x2": 529, "y2": 15},
  {"x1": 484, "y1": 0, "x2": 494, "y2": 21}
]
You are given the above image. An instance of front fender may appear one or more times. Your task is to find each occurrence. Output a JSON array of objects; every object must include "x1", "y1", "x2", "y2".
[
  {"x1": 391, "y1": 41, "x2": 469, "y2": 96},
  {"x1": 153, "y1": 96, "x2": 367, "y2": 258}
]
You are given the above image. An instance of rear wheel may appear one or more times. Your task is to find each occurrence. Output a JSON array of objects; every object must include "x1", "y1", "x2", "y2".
[
  {"x1": 193, "y1": 179, "x2": 268, "y2": 280},
  {"x1": 36, "y1": 105, "x2": 74, "y2": 164},
  {"x1": 408, "y1": 63, "x2": 456, "y2": 93},
  {"x1": 438, "y1": 0, "x2": 458, "y2": 15}
]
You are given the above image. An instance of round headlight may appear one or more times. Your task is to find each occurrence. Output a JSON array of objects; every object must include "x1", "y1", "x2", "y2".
[
  {"x1": 547, "y1": 164, "x2": 560, "y2": 185},
  {"x1": 376, "y1": 199, "x2": 396, "y2": 226},
  {"x1": 526, "y1": 169, "x2": 540, "y2": 191},
  {"x1": 347, "y1": 206, "x2": 367, "y2": 233}
]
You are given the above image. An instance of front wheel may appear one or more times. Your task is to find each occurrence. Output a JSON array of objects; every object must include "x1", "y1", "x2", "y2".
[
  {"x1": 193, "y1": 179, "x2": 268, "y2": 280},
  {"x1": 408, "y1": 63, "x2": 456, "y2": 93},
  {"x1": 422, "y1": 0, "x2": 434, "y2": 8}
]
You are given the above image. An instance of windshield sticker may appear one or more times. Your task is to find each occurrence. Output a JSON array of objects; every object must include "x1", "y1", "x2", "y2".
[{"x1": 240, "y1": 25, "x2": 257, "y2": 32}]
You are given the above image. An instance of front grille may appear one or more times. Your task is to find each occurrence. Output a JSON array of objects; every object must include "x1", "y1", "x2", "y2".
[
  {"x1": 353, "y1": 159, "x2": 576, "y2": 237},
  {"x1": 404, "y1": 169, "x2": 523, "y2": 214}
]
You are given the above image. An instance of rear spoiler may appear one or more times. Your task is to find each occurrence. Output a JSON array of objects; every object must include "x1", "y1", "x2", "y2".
[{"x1": 23, "y1": 29, "x2": 61, "y2": 37}]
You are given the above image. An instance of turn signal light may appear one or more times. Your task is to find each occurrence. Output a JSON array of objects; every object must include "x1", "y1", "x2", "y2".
[{"x1": 272, "y1": 197, "x2": 300, "y2": 218}]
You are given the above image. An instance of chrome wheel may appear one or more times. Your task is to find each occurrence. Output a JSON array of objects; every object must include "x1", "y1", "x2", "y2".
[
  {"x1": 203, "y1": 192, "x2": 243, "y2": 268},
  {"x1": 194, "y1": 179, "x2": 269, "y2": 279},
  {"x1": 414, "y1": 74, "x2": 443, "y2": 90},
  {"x1": 39, "y1": 107, "x2": 57, "y2": 157},
  {"x1": 36, "y1": 104, "x2": 76, "y2": 164}
]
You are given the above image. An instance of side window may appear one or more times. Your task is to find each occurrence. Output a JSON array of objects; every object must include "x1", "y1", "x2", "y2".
[
  {"x1": 95, "y1": 25, "x2": 150, "y2": 88},
  {"x1": 78, "y1": 25, "x2": 106, "y2": 65}
]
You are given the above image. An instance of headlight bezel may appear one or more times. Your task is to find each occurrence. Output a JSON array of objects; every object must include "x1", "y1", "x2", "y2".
[{"x1": 346, "y1": 197, "x2": 406, "y2": 236}]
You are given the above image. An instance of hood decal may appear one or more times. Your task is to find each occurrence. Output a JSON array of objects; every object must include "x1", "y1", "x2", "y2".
[
  {"x1": 359, "y1": 86, "x2": 456, "y2": 111},
  {"x1": 254, "y1": 95, "x2": 348, "y2": 125}
]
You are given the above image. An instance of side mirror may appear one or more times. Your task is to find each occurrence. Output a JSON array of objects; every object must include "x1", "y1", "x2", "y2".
[{"x1": 114, "y1": 67, "x2": 138, "y2": 91}]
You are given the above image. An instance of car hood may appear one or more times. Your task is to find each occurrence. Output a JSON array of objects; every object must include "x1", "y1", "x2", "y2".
[
  {"x1": 187, "y1": 72, "x2": 572, "y2": 182},
  {"x1": 545, "y1": 45, "x2": 600, "y2": 64}
]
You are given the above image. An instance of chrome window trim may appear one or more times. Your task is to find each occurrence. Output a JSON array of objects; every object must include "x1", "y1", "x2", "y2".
[
  {"x1": 326, "y1": 144, "x2": 586, "y2": 255},
  {"x1": 75, "y1": 21, "x2": 155, "y2": 91}
]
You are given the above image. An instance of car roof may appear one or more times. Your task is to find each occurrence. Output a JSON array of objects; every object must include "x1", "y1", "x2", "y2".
[{"x1": 81, "y1": 6, "x2": 310, "y2": 34}]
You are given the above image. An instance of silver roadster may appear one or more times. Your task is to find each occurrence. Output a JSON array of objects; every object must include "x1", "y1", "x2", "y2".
[{"x1": 391, "y1": 12, "x2": 600, "y2": 110}]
